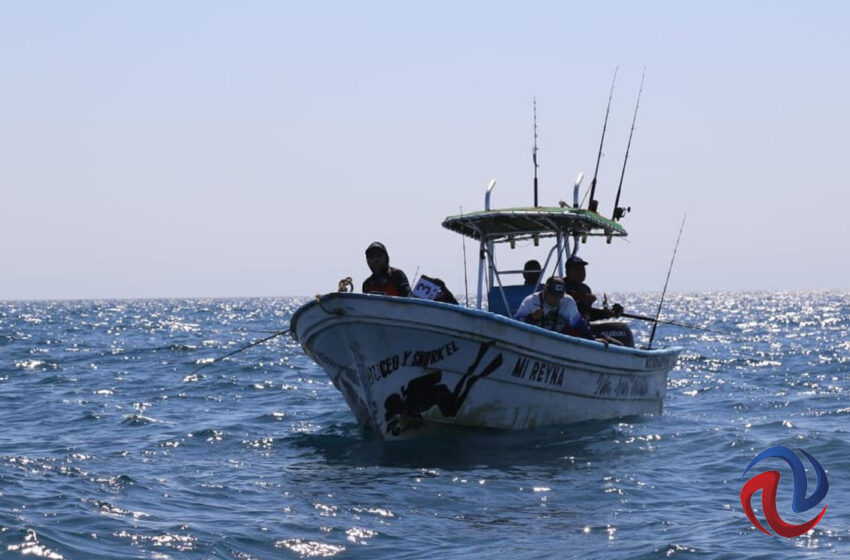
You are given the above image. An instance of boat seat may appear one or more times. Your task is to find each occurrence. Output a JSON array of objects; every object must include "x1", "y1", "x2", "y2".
[{"x1": 488, "y1": 285, "x2": 538, "y2": 317}]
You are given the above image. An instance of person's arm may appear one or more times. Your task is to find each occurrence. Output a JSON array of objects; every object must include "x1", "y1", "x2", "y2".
[
  {"x1": 560, "y1": 297, "x2": 593, "y2": 338},
  {"x1": 513, "y1": 294, "x2": 537, "y2": 321},
  {"x1": 392, "y1": 269, "x2": 411, "y2": 297},
  {"x1": 587, "y1": 307, "x2": 609, "y2": 321}
]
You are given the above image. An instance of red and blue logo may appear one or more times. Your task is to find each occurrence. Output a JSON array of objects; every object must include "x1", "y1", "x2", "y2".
[{"x1": 740, "y1": 446, "x2": 829, "y2": 538}]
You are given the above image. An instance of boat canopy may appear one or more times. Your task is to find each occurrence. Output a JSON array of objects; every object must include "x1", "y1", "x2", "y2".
[{"x1": 442, "y1": 207, "x2": 627, "y2": 243}]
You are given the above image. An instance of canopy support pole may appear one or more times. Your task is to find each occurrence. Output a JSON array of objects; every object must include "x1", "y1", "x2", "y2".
[
  {"x1": 476, "y1": 238, "x2": 485, "y2": 309},
  {"x1": 556, "y1": 234, "x2": 565, "y2": 277}
]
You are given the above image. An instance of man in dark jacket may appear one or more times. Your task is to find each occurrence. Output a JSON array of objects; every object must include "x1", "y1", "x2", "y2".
[
  {"x1": 362, "y1": 242, "x2": 411, "y2": 297},
  {"x1": 564, "y1": 255, "x2": 623, "y2": 320}
]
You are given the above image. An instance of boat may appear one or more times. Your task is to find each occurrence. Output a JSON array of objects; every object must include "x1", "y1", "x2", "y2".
[
  {"x1": 292, "y1": 80, "x2": 683, "y2": 439},
  {"x1": 290, "y1": 181, "x2": 683, "y2": 439}
]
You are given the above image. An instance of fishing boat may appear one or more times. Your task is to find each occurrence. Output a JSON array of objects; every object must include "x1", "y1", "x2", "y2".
[
  {"x1": 291, "y1": 181, "x2": 682, "y2": 439},
  {"x1": 292, "y1": 80, "x2": 682, "y2": 439}
]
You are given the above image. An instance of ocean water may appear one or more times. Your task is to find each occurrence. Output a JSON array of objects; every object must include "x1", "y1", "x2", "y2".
[{"x1": 1, "y1": 291, "x2": 848, "y2": 559}]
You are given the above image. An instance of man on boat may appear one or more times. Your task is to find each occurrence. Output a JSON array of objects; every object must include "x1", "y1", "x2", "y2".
[
  {"x1": 513, "y1": 276, "x2": 593, "y2": 338},
  {"x1": 564, "y1": 255, "x2": 623, "y2": 321},
  {"x1": 522, "y1": 259, "x2": 542, "y2": 287},
  {"x1": 362, "y1": 241, "x2": 411, "y2": 297}
]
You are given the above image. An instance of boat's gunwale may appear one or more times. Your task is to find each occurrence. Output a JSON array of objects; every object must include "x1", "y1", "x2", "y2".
[{"x1": 291, "y1": 292, "x2": 682, "y2": 358}]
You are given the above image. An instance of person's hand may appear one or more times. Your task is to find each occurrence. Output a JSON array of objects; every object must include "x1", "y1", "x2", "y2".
[
  {"x1": 530, "y1": 309, "x2": 544, "y2": 321},
  {"x1": 611, "y1": 303, "x2": 624, "y2": 317}
]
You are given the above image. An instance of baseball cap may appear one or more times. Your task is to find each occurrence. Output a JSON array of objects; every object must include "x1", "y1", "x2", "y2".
[{"x1": 545, "y1": 276, "x2": 566, "y2": 296}]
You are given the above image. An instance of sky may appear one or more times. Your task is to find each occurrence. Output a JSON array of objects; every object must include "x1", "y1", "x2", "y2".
[{"x1": 1, "y1": 1, "x2": 848, "y2": 300}]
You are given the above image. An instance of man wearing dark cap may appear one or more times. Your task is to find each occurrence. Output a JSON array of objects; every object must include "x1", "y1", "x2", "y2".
[
  {"x1": 565, "y1": 255, "x2": 623, "y2": 321},
  {"x1": 362, "y1": 242, "x2": 411, "y2": 297},
  {"x1": 513, "y1": 276, "x2": 592, "y2": 338}
]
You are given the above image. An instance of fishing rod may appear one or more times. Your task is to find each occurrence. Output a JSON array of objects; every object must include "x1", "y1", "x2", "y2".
[
  {"x1": 460, "y1": 206, "x2": 470, "y2": 307},
  {"x1": 410, "y1": 266, "x2": 421, "y2": 291},
  {"x1": 588, "y1": 67, "x2": 618, "y2": 213},
  {"x1": 532, "y1": 97, "x2": 539, "y2": 207},
  {"x1": 619, "y1": 311, "x2": 724, "y2": 334},
  {"x1": 648, "y1": 214, "x2": 686, "y2": 349},
  {"x1": 612, "y1": 67, "x2": 645, "y2": 222},
  {"x1": 191, "y1": 328, "x2": 290, "y2": 375}
]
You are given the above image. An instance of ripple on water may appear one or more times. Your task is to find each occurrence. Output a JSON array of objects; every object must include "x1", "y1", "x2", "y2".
[
  {"x1": 6, "y1": 529, "x2": 65, "y2": 560},
  {"x1": 0, "y1": 293, "x2": 849, "y2": 559}
]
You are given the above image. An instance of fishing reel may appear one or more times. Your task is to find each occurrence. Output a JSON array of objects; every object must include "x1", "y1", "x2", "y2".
[
  {"x1": 601, "y1": 294, "x2": 624, "y2": 318},
  {"x1": 612, "y1": 205, "x2": 631, "y2": 221}
]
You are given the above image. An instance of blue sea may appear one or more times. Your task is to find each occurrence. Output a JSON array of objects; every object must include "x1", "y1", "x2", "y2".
[{"x1": 1, "y1": 292, "x2": 848, "y2": 559}]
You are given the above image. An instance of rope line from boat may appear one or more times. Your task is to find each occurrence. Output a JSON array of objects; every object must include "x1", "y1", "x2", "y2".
[{"x1": 191, "y1": 328, "x2": 292, "y2": 375}]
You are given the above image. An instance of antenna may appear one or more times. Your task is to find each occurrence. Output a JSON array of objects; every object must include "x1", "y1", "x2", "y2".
[
  {"x1": 612, "y1": 67, "x2": 645, "y2": 222},
  {"x1": 532, "y1": 98, "x2": 539, "y2": 207},
  {"x1": 588, "y1": 67, "x2": 618, "y2": 213}
]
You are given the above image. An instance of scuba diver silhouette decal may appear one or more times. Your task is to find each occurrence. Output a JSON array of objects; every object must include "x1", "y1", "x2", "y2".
[{"x1": 384, "y1": 341, "x2": 504, "y2": 436}]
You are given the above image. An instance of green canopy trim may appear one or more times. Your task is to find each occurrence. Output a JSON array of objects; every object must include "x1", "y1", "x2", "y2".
[{"x1": 442, "y1": 207, "x2": 628, "y2": 242}]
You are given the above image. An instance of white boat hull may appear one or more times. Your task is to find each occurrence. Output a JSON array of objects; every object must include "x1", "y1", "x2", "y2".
[{"x1": 291, "y1": 293, "x2": 681, "y2": 439}]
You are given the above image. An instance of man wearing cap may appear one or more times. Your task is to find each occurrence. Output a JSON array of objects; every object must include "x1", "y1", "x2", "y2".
[
  {"x1": 362, "y1": 242, "x2": 411, "y2": 297},
  {"x1": 565, "y1": 255, "x2": 623, "y2": 321},
  {"x1": 513, "y1": 276, "x2": 593, "y2": 338}
]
